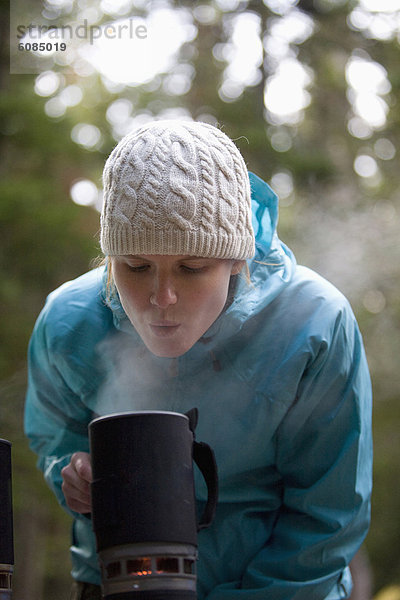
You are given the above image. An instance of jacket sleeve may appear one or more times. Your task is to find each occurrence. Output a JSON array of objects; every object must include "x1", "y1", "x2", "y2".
[
  {"x1": 206, "y1": 306, "x2": 372, "y2": 600},
  {"x1": 24, "y1": 305, "x2": 94, "y2": 518}
]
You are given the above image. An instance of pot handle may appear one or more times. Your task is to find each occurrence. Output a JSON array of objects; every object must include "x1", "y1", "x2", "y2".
[{"x1": 185, "y1": 408, "x2": 219, "y2": 531}]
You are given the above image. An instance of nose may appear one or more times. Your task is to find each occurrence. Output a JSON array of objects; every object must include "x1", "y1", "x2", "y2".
[{"x1": 150, "y1": 275, "x2": 178, "y2": 309}]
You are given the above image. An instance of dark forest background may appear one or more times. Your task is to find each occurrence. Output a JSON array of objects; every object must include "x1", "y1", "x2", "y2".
[{"x1": 1, "y1": 0, "x2": 400, "y2": 598}]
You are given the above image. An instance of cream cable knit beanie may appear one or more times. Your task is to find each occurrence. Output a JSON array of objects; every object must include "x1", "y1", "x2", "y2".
[{"x1": 101, "y1": 120, "x2": 255, "y2": 260}]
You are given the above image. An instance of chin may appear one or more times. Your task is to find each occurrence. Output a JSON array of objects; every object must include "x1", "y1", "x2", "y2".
[{"x1": 146, "y1": 340, "x2": 194, "y2": 359}]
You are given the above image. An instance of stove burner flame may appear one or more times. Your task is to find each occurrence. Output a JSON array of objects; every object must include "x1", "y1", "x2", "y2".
[
  {"x1": 99, "y1": 543, "x2": 197, "y2": 597},
  {"x1": 127, "y1": 558, "x2": 152, "y2": 576},
  {"x1": 105, "y1": 555, "x2": 195, "y2": 579}
]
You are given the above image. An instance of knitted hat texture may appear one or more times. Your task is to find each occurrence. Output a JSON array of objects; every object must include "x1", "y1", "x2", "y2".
[{"x1": 101, "y1": 120, "x2": 255, "y2": 259}]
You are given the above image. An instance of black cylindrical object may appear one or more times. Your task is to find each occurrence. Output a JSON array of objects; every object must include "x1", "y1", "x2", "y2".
[
  {"x1": 0, "y1": 439, "x2": 14, "y2": 600},
  {"x1": 89, "y1": 410, "x2": 218, "y2": 600}
]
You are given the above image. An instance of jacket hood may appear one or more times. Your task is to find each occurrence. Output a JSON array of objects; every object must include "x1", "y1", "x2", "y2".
[{"x1": 103, "y1": 172, "x2": 296, "y2": 349}]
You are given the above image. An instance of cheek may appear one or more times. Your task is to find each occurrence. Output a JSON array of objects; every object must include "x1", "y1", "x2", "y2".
[
  {"x1": 113, "y1": 276, "x2": 145, "y2": 315},
  {"x1": 123, "y1": 290, "x2": 147, "y2": 317},
  {"x1": 192, "y1": 280, "x2": 230, "y2": 319}
]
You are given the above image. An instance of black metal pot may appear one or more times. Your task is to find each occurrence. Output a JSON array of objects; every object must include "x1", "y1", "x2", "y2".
[{"x1": 89, "y1": 409, "x2": 218, "y2": 600}]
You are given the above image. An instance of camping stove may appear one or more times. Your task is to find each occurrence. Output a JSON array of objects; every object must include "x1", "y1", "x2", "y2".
[
  {"x1": 89, "y1": 409, "x2": 218, "y2": 600},
  {"x1": 99, "y1": 542, "x2": 197, "y2": 598}
]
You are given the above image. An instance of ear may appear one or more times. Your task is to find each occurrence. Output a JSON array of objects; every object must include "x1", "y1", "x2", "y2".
[{"x1": 231, "y1": 260, "x2": 246, "y2": 276}]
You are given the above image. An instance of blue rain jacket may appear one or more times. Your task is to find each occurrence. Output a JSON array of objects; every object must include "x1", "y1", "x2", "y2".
[{"x1": 25, "y1": 173, "x2": 372, "y2": 600}]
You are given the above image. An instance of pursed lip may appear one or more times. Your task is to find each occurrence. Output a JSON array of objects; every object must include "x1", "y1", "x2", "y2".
[{"x1": 150, "y1": 320, "x2": 180, "y2": 327}]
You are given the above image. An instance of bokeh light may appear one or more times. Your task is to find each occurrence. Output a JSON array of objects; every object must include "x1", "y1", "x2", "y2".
[
  {"x1": 70, "y1": 179, "x2": 101, "y2": 208},
  {"x1": 71, "y1": 123, "x2": 102, "y2": 149},
  {"x1": 354, "y1": 154, "x2": 379, "y2": 178},
  {"x1": 34, "y1": 71, "x2": 62, "y2": 96},
  {"x1": 362, "y1": 289, "x2": 386, "y2": 313},
  {"x1": 264, "y1": 58, "x2": 312, "y2": 124},
  {"x1": 78, "y1": 9, "x2": 196, "y2": 87},
  {"x1": 271, "y1": 171, "x2": 294, "y2": 202}
]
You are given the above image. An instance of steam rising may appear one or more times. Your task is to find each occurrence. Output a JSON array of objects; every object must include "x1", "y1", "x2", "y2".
[{"x1": 94, "y1": 332, "x2": 183, "y2": 417}]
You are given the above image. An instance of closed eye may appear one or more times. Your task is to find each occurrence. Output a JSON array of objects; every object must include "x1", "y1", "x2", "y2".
[
  {"x1": 128, "y1": 265, "x2": 149, "y2": 272},
  {"x1": 180, "y1": 265, "x2": 205, "y2": 274}
]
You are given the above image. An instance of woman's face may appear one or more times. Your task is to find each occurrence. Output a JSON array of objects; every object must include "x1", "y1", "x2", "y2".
[{"x1": 111, "y1": 254, "x2": 244, "y2": 358}]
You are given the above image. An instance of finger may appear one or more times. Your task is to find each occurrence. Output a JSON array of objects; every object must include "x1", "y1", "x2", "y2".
[
  {"x1": 61, "y1": 453, "x2": 93, "y2": 513},
  {"x1": 61, "y1": 476, "x2": 91, "y2": 512},
  {"x1": 63, "y1": 489, "x2": 92, "y2": 513},
  {"x1": 71, "y1": 452, "x2": 93, "y2": 483},
  {"x1": 61, "y1": 462, "x2": 90, "y2": 493},
  {"x1": 61, "y1": 468, "x2": 91, "y2": 498}
]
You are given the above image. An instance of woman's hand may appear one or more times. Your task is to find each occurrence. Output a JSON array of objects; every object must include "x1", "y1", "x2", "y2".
[{"x1": 61, "y1": 452, "x2": 93, "y2": 514}]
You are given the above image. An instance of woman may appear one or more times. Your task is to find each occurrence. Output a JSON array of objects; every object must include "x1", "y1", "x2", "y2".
[{"x1": 25, "y1": 120, "x2": 372, "y2": 600}]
